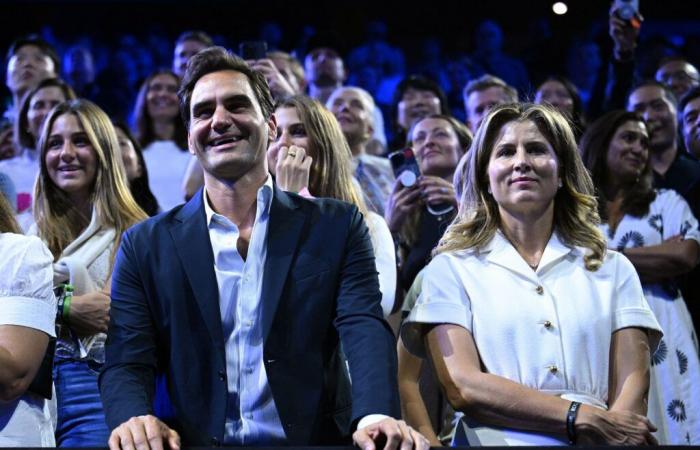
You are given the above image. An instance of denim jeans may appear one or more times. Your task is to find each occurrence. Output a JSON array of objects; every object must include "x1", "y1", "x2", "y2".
[{"x1": 54, "y1": 358, "x2": 110, "y2": 447}]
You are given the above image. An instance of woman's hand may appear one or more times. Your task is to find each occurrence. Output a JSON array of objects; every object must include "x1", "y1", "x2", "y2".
[
  {"x1": 576, "y1": 404, "x2": 658, "y2": 446},
  {"x1": 68, "y1": 291, "x2": 111, "y2": 336},
  {"x1": 384, "y1": 179, "x2": 422, "y2": 234},
  {"x1": 269, "y1": 144, "x2": 312, "y2": 194},
  {"x1": 418, "y1": 176, "x2": 458, "y2": 208}
]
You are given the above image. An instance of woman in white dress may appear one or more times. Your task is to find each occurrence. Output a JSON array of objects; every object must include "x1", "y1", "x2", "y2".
[
  {"x1": 581, "y1": 109, "x2": 700, "y2": 444},
  {"x1": 0, "y1": 193, "x2": 56, "y2": 446},
  {"x1": 33, "y1": 99, "x2": 147, "y2": 446},
  {"x1": 266, "y1": 95, "x2": 397, "y2": 318},
  {"x1": 402, "y1": 103, "x2": 662, "y2": 446}
]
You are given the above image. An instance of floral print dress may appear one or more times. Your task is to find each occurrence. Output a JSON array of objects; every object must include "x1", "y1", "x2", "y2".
[{"x1": 600, "y1": 189, "x2": 700, "y2": 445}]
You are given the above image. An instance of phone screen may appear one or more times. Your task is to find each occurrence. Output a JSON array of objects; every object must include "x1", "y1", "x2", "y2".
[{"x1": 388, "y1": 148, "x2": 421, "y2": 187}]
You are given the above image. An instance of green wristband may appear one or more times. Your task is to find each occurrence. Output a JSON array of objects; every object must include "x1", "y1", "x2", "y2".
[{"x1": 62, "y1": 284, "x2": 74, "y2": 324}]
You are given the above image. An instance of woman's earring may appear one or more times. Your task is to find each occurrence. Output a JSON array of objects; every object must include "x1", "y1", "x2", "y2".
[
  {"x1": 558, "y1": 179, "x2": 563, "y2": 189},
  {"x1": 487, "y1": 185, "x2": 492, "y2": 194}
]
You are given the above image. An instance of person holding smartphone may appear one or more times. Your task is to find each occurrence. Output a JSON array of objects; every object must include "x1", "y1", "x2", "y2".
[{"x1": 385, "y1": 114, "x2": 472, "y2": 294}]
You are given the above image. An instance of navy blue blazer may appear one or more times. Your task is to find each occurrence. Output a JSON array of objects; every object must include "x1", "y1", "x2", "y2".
[{"x1": 99, "y1": 186, "x2": 400, "y2": 445}]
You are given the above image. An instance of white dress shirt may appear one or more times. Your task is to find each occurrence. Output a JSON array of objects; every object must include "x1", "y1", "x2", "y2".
[{"x1": 204, "y1": 177, "x2": 286, "y2": 445}]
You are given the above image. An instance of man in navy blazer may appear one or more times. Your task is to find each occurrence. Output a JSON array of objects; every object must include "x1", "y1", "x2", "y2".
[{"x1": 99, "y1": 47, "x2": 428, "y2": 450}]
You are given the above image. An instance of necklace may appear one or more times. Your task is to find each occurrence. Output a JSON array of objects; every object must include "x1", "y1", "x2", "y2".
[{"x1": 502, "y1": 231, "x2": 541, "y2": 271}]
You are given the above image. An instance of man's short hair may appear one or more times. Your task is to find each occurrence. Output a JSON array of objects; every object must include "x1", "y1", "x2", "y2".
[
  {"x1": 463, "y1": 74, "x2": 518, "y2": 102},
  {"x1": 628, "y1": 79, "x2": 678, "y2": 106},
  {"x1": 5, "y1": 34, "x2": 60, "y2": 73},
  {"x1": 327, "y1": 86, "x2": 376, "y2": 129},
  {"x1": 679, "y1": 85, "x2": 700, "y2": 116},
  {"x1": 175, "y1": 30, "x2": 214, "y2": 48},
  {"x1": 178, "y1": 46, "x2": 274, "y2": 128}
]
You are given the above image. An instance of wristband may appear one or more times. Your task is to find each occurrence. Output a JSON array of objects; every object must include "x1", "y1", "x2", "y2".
[
  {"x1": 566, "y1": 401, "x2": 582, "y2": 445},
  {"x1": 62, "y1": 284, "x2": 74, "y2": 324}
]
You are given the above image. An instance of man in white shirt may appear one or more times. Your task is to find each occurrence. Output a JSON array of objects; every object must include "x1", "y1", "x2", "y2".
[{"x1": 100, "y1": 46, "x2": 428, "y2": 450}]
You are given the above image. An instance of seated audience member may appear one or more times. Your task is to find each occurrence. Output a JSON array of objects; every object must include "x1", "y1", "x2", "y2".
[
  {"x1": 33, "y1": 99, "x2": 147, "y2": 446},
  {"x1": 5, "y1": 78, "x2": 76, "y2": 216},
  {"x1": 463, "y1": 74, "x2": 518, "y2": 135},
  {"x1": 327, "y1": 86, "x2": 394, "y2": 216},
  {"x1": 100, "y1": 47, "x2": 428, "y2": 449},
  {"x1": 385, "y1": 114, "x2": 471, "y2": 294},
  {"x1": 534, "y1": 75, "x2": 586, "y2": 140},
  {"x1": 4, "y1": 35, "x2": 60, "y2": 121},
  {"x1": 390, "y1": 75, "x2": 450, "y2": 151},
  {"x1": 0, "y1": 193, "x2": 56, "y2": 446},
  {"x1": 131, "y1": 69, "x2": 190, "y2": 211},
  {"x1": 113, "y1": 122, "x2": 160, "y2": 216},
  {"x1": 581, "y1": 110, "x2": 700, "y2": 444},
  {"x1": 470, "y1": 20, "x2": 530, "y2": 95},
  {"x1": 62, "y1": 46, "x2": 98, "y2": 100},
  {"x1": 172, "y1": 30, "x2": 214, "y2": 79},
  {"x1": 267, "y1": 94, "x2": 396, "y2": 317},
  {"x1": 402, "y1": 103, "x2": 662, "y2": 446},
  {"x1": 680, "y1": 86, "x2": 700, "y2": 159},
  {"x1": 655, "y1": 56, "x2": 700, "y2": 102}
]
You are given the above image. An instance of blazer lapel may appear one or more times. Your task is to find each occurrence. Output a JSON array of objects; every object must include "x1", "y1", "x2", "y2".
[
  {"x1": 169, "y1": 191, "x2": 225, "y2": 355},
  {"x1": 261, "y1": 186, "x2": 306, "y2": 341}
]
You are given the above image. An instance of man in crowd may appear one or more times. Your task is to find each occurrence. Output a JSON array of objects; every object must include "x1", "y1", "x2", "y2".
[
  {"x1": 462, "y1": 74, "x2": 518, "y2": 134},
  {"x1": 100, "y1": 46, "x2": 428, "y2": 450},
  {"x1": 172, "y1": 30, "x2": 214, "y2": 79},
  {"x1": 680, "y1": 86, "x2": 700, "y2": 160},
  {"x1": 655, "y1": 56, "x2": 700, "y2": 102}
]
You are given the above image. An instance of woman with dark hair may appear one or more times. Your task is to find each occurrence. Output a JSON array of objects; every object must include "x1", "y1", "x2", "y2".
[
  {"x1": 130, "y1": 69, "x2": 190, "y2": 211},
  {"x1": 0, "y1": 194, "x2": 56, "y2": 446},
  {"x1": 389, "y1": 75, "x2": 450, "y2": 151},
  {"x1": 0, "y1": 78, "x2": 76, "y2": 218},
  {"x1": 581, "y1": 110, "x2": 700, "y2": 445},
  {"x1": 33, "y1": 99, "x2": 147, "y2": 446},
  {"x1": 112, "y1": 123, "x2": 159, "y2": 216},
  {"x1": 534, "y1": 75, "x2": 586, "y2": 140}
]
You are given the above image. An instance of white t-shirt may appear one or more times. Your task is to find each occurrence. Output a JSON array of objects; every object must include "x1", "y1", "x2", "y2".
[
  {"x1": 0, "y1": 233, "x2": 56, "y2": 447},
  {"x1": 366, "y1": 211, "x2": 397, "y2": 318},
  {"x1": 402, "y1": 231, "x2": 662, "y2": 446},
  {"x1": 142, "y1": 140, "x2": 191, "y2": 212},
  {"x1": 0, "y1": 149, "x2": 40, "y2": 213}
]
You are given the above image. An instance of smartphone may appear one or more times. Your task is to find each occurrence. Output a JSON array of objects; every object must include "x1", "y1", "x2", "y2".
[
  {"x1": 239, "y1": 40, "x2": 268, "y2": 60},
  {"x1": 388, "y1": 147, "x2": 421, "y2": 188},
  {"x1": 612, "y1": 0, "x2": 640, "y2": 24}
]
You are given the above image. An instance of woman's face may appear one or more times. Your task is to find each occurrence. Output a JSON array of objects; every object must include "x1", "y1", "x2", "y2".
[
  {"x1": 27, "y1": 86, "x2": 67, "y2": 139},
  {"x1": 267, "y1": 106, "x2": 312, "y2": 176},
  {"x1": 115, "y1": 127, "x2": 142, "y2": 182},
  {"x1": 411, "y1": 117, "x2": 464, "y2": 178},
  {"x1": 397, "y1": 87, "x2": 441, "y2": 131},
  {"x1": 487, "y1": 120, "x2": 560, "y2": 217},
  {"x1": 605, "y1": 120, "x2": 649, "y2": 183},
  {"x1": 535, "y1": 80, "x2": 574, "y2": 117},
  {"x1": 146, "y1": 73, "x2": 179, "y2": 120},
  {"x1": 45, "y1": 113, "x2": 98, "y2": 202}
]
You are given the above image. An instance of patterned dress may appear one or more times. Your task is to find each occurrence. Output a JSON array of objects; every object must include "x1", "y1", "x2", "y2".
[{"x1": 600, "y1": 189, "x2": 700, "y2": 445}]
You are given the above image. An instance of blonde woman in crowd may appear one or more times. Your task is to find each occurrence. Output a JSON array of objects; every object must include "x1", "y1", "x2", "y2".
[
  {"x1": 402, "y1": 104, "x2": 662, "y2": 446},
  {"x1": 33, "y1": 99, "x2": 146, "y2": 446}
]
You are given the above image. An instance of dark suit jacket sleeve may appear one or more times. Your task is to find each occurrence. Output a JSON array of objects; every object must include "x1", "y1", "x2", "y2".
[
  {"x1": 99, "y1": 229, "x2": 157, "y2": 430},
  {"x1": 334, "y1": 207, "x2": 400, "y2": 424}
]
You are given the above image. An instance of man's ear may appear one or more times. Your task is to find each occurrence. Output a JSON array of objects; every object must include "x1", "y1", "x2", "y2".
[
  {"x1": 187, "y1": 132, "x2": 195, "y2": 156},
  {"x1": 267, "y1": 113, "x2": 277, "y2": 145}
]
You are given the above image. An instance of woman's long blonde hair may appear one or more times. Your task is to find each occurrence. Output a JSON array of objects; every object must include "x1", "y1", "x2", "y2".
[
  {"x1": 437, "y1": 103, "x2": 606, "y2": 271},
  {"x1": 34, "y1": 99, "x2": 147, "y2": 259},
  {"x1": 275, "y1": 95, "x2": 369, "y2": 217}
]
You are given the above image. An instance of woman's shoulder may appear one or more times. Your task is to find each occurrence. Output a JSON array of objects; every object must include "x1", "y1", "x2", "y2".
[{"x1": 0, "y1": 232, "x2": 52, "y2": 263}]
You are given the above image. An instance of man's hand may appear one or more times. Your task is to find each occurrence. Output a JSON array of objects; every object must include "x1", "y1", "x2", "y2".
[
  {"x1": 68, "y1": 291, "x2": 111, "y2": 336},
  {"x1": 353, "y1": 417, "x2": 431, "y2": 450},
  {"x1": 109, "y1": 415, "x2": 181, "y2": 450}
]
